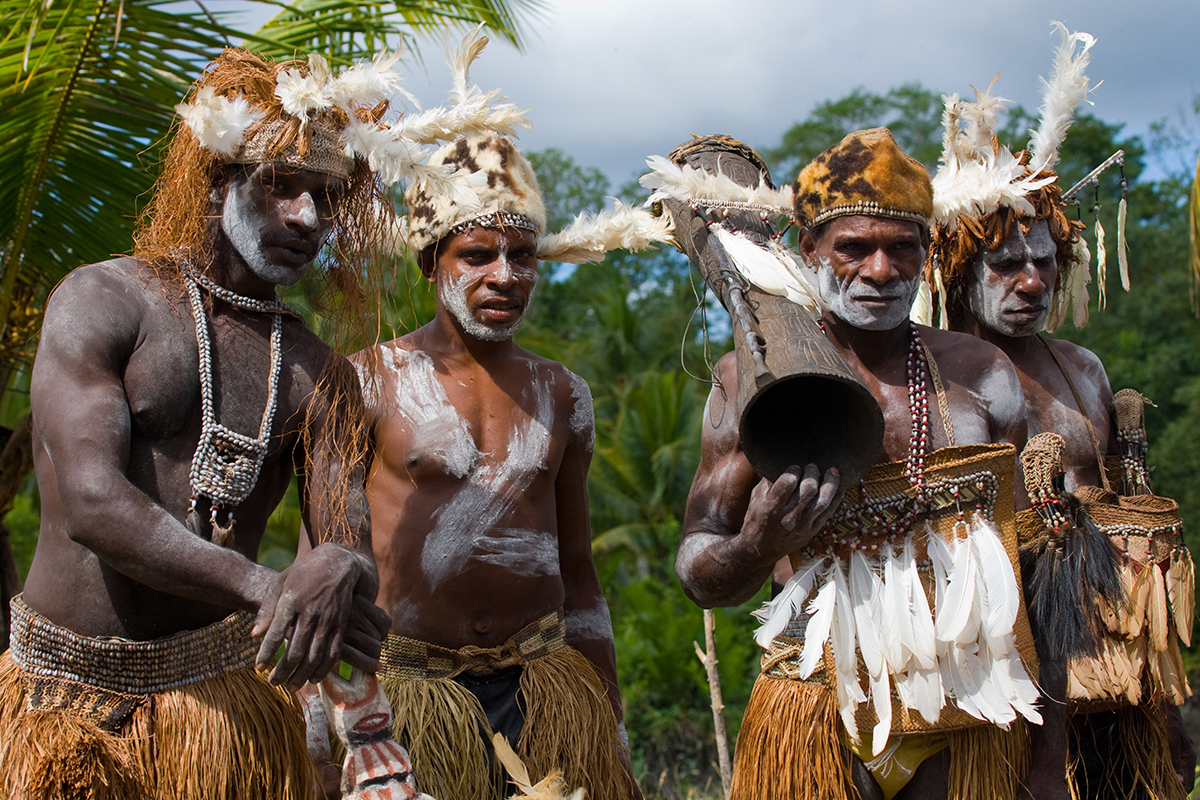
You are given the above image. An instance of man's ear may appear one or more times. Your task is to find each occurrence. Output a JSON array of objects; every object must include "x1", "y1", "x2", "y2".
[
  {"x1": 797, "y1": 227, "x2": 818, "y2": 268},
  {"x1": 417, "y1": 246, "x2": 438, "y2": 282}
]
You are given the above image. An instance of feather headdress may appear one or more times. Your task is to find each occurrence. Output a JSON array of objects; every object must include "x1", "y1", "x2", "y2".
[
  {"x1": 537, "y1": 200, "x2": 676, "y2": 264},
  {"x1": 639, "y1": 155, "x2": 794, "y2": 216},
  {"x1": 637, "y1": 153, "x2": 822, "y2": 310},
  {"x1": 926, "y1": 22, "x2": 1099, "y2": 331}
]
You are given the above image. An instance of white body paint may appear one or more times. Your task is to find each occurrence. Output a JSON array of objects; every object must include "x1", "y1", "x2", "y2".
[
  {"x1": 376, "y1": 347, "x2": 481, "y2": 478},
  {"x1": 220, "y1": 173, "x2": 314, "y2": 286},
  {"x1": 817, "y1": 256, "x2": 921, "y2": 331},
  {"x1": 566, "y1": 604, "x2": 615, "y2": 644},
  {"x1": 567, "y1": 370, "x2": 595, "y2": 449},
  {"x1": 418, "y1": 365, "x2": 558, "y2": 590}
]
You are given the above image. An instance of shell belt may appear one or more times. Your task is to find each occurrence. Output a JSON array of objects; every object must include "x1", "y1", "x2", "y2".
[{"x1": 8, "y1": 595, "x2": 257, "y2": 695}]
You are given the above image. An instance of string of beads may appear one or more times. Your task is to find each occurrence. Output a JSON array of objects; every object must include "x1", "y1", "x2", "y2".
[{"x1": 184, "y1": 272, "x2": 289, "y2": 545}]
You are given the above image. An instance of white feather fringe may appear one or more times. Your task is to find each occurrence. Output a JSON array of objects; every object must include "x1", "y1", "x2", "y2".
[
  {"x1": 752, "y1": 515, "x2": 1040, "y2": 743},
  {"x1": 639, "y1": 156, "x2": 793, "y2": 215},
  {"x1": 710, "y1": 228, "x2": 823, "y2": 313}
]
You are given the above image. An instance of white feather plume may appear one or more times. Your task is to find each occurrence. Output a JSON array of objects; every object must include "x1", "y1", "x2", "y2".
[
  {"x1": 937, "y1": 532, "x2": 981, "y2": 645},
  {"x1": 799, "y1": 565, "x2": 837, "y2": 678},
  {"x1": 710, "y1": 227, "x2": 823, "y2": 311},
  {"x1": 175, "y1": 88, "x2": 262, "y2": 157},
  {"x1": 910, "y1": 278, "x2": 933, "y2": 327},
  {"x1": 1028, "y1": 22, "x2": 1096, "y2": 173},
  {"x1": 849, "y1": 550, "x2": 886, "y2": 680},
  {"x1": 537, "y1": 201, "x2": 675, "y2": 264},
  {"x1": 752, "y1": 556, "x2": 827, "y2": 649},
  {"x1": 904, "y1": 535, "x2": 938, "y2": 671},
  {"x1": 971, "y1": 517, "x2": 1019, "y2": 652},
  {"x1": 830, "y1": 559, "x2": 866, "y2": 739},
  {"x1": 639, "y1": 156, "x2": 793, "y2": 214}
]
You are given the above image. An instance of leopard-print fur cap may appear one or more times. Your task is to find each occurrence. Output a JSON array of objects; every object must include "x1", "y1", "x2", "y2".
[
  {"x1": 793, "y1": 128, "x2": 932, "y2": 229},
  {"x1": 405, "y1": 132, "x2": 546, "y2": 254}
]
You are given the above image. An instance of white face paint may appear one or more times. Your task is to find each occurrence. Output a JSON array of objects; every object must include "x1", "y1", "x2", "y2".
[
  {"x1": 966, "y1": 219, "x2": 1057, "y2": 337},
  {"x1": 816, "y1": 255, "x2": 920, "y2": 330},
  {"x1": 439, "y1": 236, "x2": 538, "y2": 342},
  {"x1": 419, "y1": 364, "x2": 557, "y2": 590},
  {"x1": 220, "y1": 167, "x2": 324, "y2": 286}
]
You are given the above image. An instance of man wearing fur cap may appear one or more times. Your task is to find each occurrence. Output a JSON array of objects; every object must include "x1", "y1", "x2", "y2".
[
  {"x1": 678, "y1": 127, "x2": 1056, "y2": 800},
  {"x1": 0, "y1": 48, "x2": 404, "y2": 799},
  {"x1": 928, "y1": 25, "x2": 1195, "y2": 797},
  {"x1": 351, "y1": 129, "x2": 639, "y2": 800}
]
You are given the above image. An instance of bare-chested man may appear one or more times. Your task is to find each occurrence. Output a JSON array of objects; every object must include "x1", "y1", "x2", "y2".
[
  {"x1": 929, "y1": 78, "x2": 1196, "y2": 795},
  {"x1": 676, "y1": 129, "x2": 1049, "y2": 800},
  {"x1": 349, "y1": 132, "x2": 636, "y2": 800},
  {"x1": 0, "y1": 49, "x2": 398, "y2": 799}
]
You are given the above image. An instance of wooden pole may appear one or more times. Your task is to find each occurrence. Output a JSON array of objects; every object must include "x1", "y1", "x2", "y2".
[{"x1": 694, "y1": 608, "x2": 732, "y2": 798}]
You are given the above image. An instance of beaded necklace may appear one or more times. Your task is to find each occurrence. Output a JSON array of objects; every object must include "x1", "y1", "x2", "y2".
[
  {"x1": 819, "y1": 320, "x2": 932, "y2": 542},
  {"x1": 184, "y1": 272, "x2": 302, "y2": 546}
]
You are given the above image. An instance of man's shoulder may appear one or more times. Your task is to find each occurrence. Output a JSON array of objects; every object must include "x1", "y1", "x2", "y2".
[
  {"x1": 1042, "y1": 336, "x2": 1108, "y2": 380},
  {"x1": 920, "y1": 326, "x2": 1014, "y2": 382},
  {"x1": 55, "y1": 258, "x2": 150, "y2": 303}
]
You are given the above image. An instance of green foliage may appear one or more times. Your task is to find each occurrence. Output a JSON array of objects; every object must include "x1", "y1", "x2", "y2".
[
  {"x1": 611, "y1": 569, "x2": 763, "y2": 797},
  {"x1": 3, "y1": 489, "x2": 38, "y2": 576},
  {"x1": 764, "y1": 82, "x2": 947, "y2": 178}
]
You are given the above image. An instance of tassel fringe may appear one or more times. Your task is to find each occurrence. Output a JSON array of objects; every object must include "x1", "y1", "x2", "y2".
[
  {"x1": 0, "y1": 653, "x2": 314, "y2": 800},
  {"x1": 379, "y1": 647, "x2": 630, "y2": 800},
  {"x1": 947, "y1": 719, "x2": 1030, "y2": 800},
  {"x1": 729, "y1": 676, "x2": 853, "y2": 800}
]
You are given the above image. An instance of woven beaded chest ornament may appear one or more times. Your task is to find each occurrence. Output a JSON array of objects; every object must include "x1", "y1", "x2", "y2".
[{"x1": 185, "y1": 272, "x2": 302, "y2": 546}]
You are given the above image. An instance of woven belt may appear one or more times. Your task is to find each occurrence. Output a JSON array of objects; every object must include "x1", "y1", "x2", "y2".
[
  {"x1": 379, "y1": 608, "x2": 566, "y2": 682},
  {"x1": 9, "y1": 595, "x2": 257, "y2": 695}
]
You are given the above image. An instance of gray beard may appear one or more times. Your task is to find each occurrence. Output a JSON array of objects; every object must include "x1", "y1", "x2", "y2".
[{"x1": 817, "y1": 259, "x2": 919, "y2": 331}]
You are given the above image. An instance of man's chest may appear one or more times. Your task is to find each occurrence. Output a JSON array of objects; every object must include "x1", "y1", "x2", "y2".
[
  {"x1": 371, "y1": 351, "x2": 563, "y2": 485},
  {"x1": 121, "y1": 309, "x2": 312, "y2": 445}
]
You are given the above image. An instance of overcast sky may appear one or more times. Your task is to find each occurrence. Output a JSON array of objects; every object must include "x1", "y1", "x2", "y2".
[{"x1": 231, "y1": 0, "x2": 1200, "y2": 186}]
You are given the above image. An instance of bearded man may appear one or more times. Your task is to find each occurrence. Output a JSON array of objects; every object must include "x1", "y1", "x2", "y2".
[
  {"x1": 677, "y1": 128, "x2": 1053, "y2": 800},
  {"x1": 928, "y1": 38, "x2": 1196, "y2": 796},
  {"x1": 349, "y1": 131, "x2": 638, "y2": 800},
  {"x1": 0, "y1": 48, "x2": 407, "y2": 799}
]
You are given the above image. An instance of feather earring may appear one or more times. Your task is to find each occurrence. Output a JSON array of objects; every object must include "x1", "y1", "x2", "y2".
[{"x1": 1166, "y1": 546, "x2": 1194, "y2": 645}]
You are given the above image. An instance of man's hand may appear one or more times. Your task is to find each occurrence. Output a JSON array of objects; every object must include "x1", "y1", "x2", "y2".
[
  {"x1": 739, "y1": 464, "x2": 841, "y2": 565},
  {"x1": 1167, "y1": 703, "x2": 1196, "y2": 791},
  {"x1": 253, "y1": 543, "x2": 388, "y2": 689}
]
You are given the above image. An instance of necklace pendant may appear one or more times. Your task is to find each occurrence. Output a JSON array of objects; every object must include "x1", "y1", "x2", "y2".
[{"x1": 210, "y1": 505, "x2": 235, "y2": 547}]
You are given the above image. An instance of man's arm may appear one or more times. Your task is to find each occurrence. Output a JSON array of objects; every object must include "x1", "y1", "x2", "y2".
[
  {"x1": 676, "y1": 354, "x2": 840, "y2": 608},
  {"x1": 32, "y1": 264, "x2": 277, "y2": 609},
  {"x1": 556, "y1": 373, "x2": 622, "y2": 718},
  {"x1": 265, "y1": 353, "x2": 390, "y2": 690}
]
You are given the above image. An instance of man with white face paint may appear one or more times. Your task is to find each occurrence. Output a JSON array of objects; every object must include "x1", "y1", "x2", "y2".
[
  {"x1": 353, "y1": 131, "x2": 638, "y2": 800},
  {"x1": 679, "y1": 129, "x2": 1045, "y2": 800},
  {"x1": 929, "y1": 70, "x2": 1196, "y2": 794},
  {"x1": 0, "y1": 48, "x2": 402, "y2": 799}
]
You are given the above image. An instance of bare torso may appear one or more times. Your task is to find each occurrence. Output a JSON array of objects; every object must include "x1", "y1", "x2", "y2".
[
  {"x1": 1002, "y1": 337, "x2": 1115, "y2": 489},
  {"x1": 24, "y1": 258, "x2": 334, "y2": 639},
  {"x1": 360, "y1": 330, "x2": 592, "y2": 649}
]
